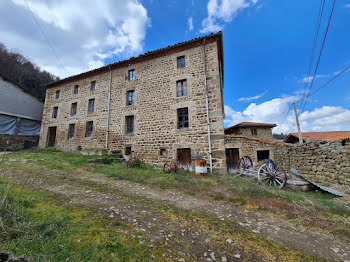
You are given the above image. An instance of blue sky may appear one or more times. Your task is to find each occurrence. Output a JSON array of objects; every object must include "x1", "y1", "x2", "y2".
[{"x1": 1, "y1": 0, "x2": 350, "y2": 133}]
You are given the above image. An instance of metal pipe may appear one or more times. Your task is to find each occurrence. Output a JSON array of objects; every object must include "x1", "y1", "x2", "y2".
[
  {"x1": 203, "y1": 39, "x2": 213, "y2": 173},
  {"x1": 105, "y1": 66, "x2": 112, "y2": 150}
]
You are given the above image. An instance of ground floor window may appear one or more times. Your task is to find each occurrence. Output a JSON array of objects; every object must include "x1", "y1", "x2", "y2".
[
  {"x1": 85, "y1": 121, "x2": 93, "y2": 137},
  {"x1": 257, "y1": 150, "x2": 270, "y2": 161},
  {"x1": 68, "y1": 124, "x2": 75, "y2": 139},
  {"x1": 125, "y1": 146, "x2": 132, "y2": 156}
]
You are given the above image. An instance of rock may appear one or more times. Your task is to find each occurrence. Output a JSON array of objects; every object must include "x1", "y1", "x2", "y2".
[
  {"x1": 178, "y1": 251, "x2": 185, "y2": 256},
  {"x1": 234, "y1": 254, "x2": 241, "y2": 259},
  {"x1": 226, "y1": 239, "x2": 233, "y2": 243},
  {"x1": 210, "y1": 252, "x2": 216, "y2": 261},
  {"x1": 221, "y1": 256, "x2": 227, "y2": 262},
  {"x1": 0, "y1": 252, "x2": 28, "y2": 262}
]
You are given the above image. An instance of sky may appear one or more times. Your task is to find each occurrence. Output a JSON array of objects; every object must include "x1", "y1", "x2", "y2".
[{"x1": 0, "y1": 0, "x2": 350, "y2": 134}]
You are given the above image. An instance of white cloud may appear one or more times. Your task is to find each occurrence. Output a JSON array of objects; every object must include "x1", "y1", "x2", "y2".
[
  {"x1": 299, "y1": 74, "x2": 328, "y2": 83},
  {"x1": 0, "y1": 0, "x2": 149, "y2": 78},
  {"x1": 238, "y1": 91, "x2": 266, "y2": 102},
  {"x1": 225, "y1": 96, "x2": 350, "y2": 134},
  {"x1": 188, "y1": 17, "x2": 194, "y2": 31},
  {"x1": 345, "y1": 4, "x2": 350, "y2": 8},
  {"x1": 200, "y1": 0, "x2": 258, "y2": 33}
]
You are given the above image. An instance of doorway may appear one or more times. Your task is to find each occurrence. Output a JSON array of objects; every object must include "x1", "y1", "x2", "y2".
[
  {"x1": 177, "y1": 148, "x2": 191, "y2": 170},
  {"x1": 47, "y1": 126, "x2": 57, "y2": 147},
  {"x1": 226, "y1": 148, "x2": 239, "y2": 173}
]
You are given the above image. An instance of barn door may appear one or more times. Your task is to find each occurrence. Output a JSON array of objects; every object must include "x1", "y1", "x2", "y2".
[
  {"x1": 226, "y1": 148, "x2": 239, "y2": 173},
  {"x1": 177, "y1": 148, "x2": 191, "y2": 170},
  {"x1": 47, "y1": 126, "x2": 57, "y2": 147}
]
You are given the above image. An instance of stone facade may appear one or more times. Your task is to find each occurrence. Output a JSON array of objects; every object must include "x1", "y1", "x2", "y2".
[
  {"x1": 39, "y1": 33, "x2": 226, "y2": 172},
  {"x1": 225, "y1": 135, "x2": 350, "y2": 186},
  {"x1": 226, "y1": 127, "x2": 274, "y2": 140},
  {"x1": 0, "y1": 134, "x2": 39, "y2": 151}
]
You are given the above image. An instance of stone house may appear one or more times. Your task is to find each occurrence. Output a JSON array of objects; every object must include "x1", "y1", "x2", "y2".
[
  {"x1": 0, "y1": 72, "x2": 43, "y2": 150},
  {"x1": 225, "y1": 122, "x2": 276, "y2": 140},
  {"x1": 39, "y1": 32, "x2": 226, "y2": 173}
]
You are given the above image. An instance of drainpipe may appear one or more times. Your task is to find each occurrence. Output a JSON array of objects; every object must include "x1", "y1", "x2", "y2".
[
  {"x1": 203, "y1": 39, "x2": 213, "y2": 173},
  {"x1": 105, "y1": 66, "x2": 112, "y2": 150}
]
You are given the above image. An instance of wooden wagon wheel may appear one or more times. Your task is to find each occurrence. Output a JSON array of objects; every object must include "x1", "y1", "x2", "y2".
[
  {"x1": 236, "y1": 156, "x2": 253, "y2": 176},
  {"x1": 258, "y1": 160, "x2": 287, "y2": 188},
  {"x1": 163, "y1": 160, "x2": 178, "y2": 173}
]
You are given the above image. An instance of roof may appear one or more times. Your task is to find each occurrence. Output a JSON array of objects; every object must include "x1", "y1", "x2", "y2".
[
  {"x1": 46, "y1": 31, "x2": 224, "y2": 89},
  {"x1": 284, "y1": 131, "x2": 350, "y2": 143},
  {"x1": 0, "y1": 71, "x2": 43, "y2": 102},
  {"x1": 225, "y1": 122, "x2": 277, "y2": 132},
  {"x1": 225, "y1": 134, "x2": 290, "y2": 147}
]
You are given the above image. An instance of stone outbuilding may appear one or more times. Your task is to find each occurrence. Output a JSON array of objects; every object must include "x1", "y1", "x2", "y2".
[{"x1": 225, "y1": 122, "x2": 276, "y2": 140}]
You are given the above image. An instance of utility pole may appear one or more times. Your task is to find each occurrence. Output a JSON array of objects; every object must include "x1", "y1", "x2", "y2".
[{"x1": 293, "y1": 102, "x2": 303, "y2": 145}]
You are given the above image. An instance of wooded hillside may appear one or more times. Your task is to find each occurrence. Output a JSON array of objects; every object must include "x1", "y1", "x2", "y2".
[{"x1": 0, "y1": 43, "x2": 59, "y2": 100}]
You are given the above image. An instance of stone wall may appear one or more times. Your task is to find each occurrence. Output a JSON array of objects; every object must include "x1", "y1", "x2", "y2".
[
  {"x1": 39, "y1": 35, "x2": 226, "y2": 172},
  {"x1": 0, "y1": 134, "x2": 39, "y2": 151},
  {"x1": 226, "y1": 127, "x2": 274, "y2": 140},
  {"x1": 274, "y1": 140, "x2": 350, "y2": 186}
]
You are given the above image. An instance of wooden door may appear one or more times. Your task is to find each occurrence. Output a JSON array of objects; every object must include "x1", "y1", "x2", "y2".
[
  {"x1": 177, "y1": 148, "x2": 191, "y2": 170},
  {"x1": 226, "y1": 148, "x2": 239, "y2": 173},
  {"x1": 47, "y1": 127, "x2": 57, "y2": 147}
]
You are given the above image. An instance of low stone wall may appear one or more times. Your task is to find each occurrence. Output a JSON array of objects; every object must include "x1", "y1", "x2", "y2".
[
  {"x1": 274, "y1": 140, "x2": 350, "y2": 186},
  {"x1": 0, "y1": 134, "x2": 39, "y2": 151}
]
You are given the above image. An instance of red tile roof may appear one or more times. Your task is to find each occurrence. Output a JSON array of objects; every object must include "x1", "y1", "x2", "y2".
[
  {"x1": 225, "y1": 134, "x2": 290, "y2": 147},
  {"x1": 284, "y1": 131, "x2": 350, "y2": 143}
]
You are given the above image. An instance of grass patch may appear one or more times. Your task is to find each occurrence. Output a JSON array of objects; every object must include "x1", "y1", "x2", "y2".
[{"x1": 0, "y1": 179, "x2": 151, "y2": 262}]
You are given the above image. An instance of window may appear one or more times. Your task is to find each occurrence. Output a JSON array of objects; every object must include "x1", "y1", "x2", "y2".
[
  {"x1": 52, "y1": 106, "x2": 58, "y2": 118},
  {"x1": 74, "y1": 85, "x2": 79, "y2": 94},
  {"x1": 177, "y1": 56, "x2": 185, "y2": 68},
  {"x1": 55, "y1": 90, "x2": 60, "y2": 99},
  {"x1": 128, "y1": 69, "x2": 135, "y2": 80},
  {"x1": 90, "y1": 81, "x2": 96, "y2": 91},
  {"x1": 125, "y1": 146, "x2": 132, "y2": 156},
  {"x1": 85, "y1": 121, "x2": 93, "y2": 137},
  {"x1": 88, "y1": 98, "x2": 95, "y2": 113},
  {"x1": 71, "y1": 102, "x2": 77, "y2": 116},
  {"x1": 176, "y1": 79, "x2": 187, "y2": 97},
  {"x1": 177, "y1": 107, "x2": 189, "y2": 129},
  {"x1": 160, "y1": 149, "x2": 167, "y2": 157},
  {"x1": 127, "y1": 90, "x2": 135, "y2": 106},
  {"x1": 251, "y1": 128, "x2": 258, "y2": 135},
  {"x1": 125, "y1": 115, "x2": 134, "y2": 134},
  {"x1": 68, "y1": 124, "x2": 75, "y2": 139},
  {"x1": 257, "y1": 150, "x2": 270, "y2": 161}
]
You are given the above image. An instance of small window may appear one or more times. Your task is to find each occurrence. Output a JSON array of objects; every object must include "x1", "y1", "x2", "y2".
[
  {"x1": 88, "y1": 98, "x2": 95, "y2": 113},
  {"x1": 90, "y1": 81, "x2": 96, "y2": 91},
  {"x1": 177, "y1": 56, "x2": 185, "y2": 68},
  {"x1": 127, "y1": 90, "x2": 135, "y2": 106},
  {"x1": 74, "y1": 85, "x2": 79, "y2": 94},
  {"x1": 176, "y1": 79, "x2": 187, "y2": 97},
  {"x1": 85, "y1": 121, "x2": 93, "y2": 137},
  {"x1": 125, "y1": 115, "x2": 134, "y2": 134},
  {"x1": 55, "y1": 90, "x2": 60, "y2": 99},
  {"x1": 52, "y1": 106, "x2": 58, "y2": 118},
  {"x1": 125, "y1": 146, "x2": 132, "y2": 156},
  {"x1": 160, "y1": 148, "x2": 167, "y2": 157},
  {"x1": 71, "y1": 102, "x2": 77, "y2": 116},
  {"x1": 68, "y1": 124, "x2": 75, "y2": 139},
  {"x1": 177, "y1": 107, "x2": 189, "y2": 129},
  {"x1": 257, "y1": 150, "x2": 270, "y2": 161},
  {"x1": 251, "y1": 128, "x2": 257, "y2": 135},
  {"x1": 128, "y1": 69, "x2": 135, "y2": 80}
]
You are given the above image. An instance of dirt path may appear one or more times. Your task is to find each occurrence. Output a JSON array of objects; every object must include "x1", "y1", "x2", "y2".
[{"x1": 1, "y1": 160, "x2": 350, "y2": 261}]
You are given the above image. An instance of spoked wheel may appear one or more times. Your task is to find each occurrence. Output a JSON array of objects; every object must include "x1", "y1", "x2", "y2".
[
  {"x1": 163, "y1": 160, "x2": 178, "y2": 173},
  {"x1": 258, "y1": 160, "x2": 287, "y2": 188},
  {"x1": 236, "y1": 156, "x2": 253, "y2": 176}
]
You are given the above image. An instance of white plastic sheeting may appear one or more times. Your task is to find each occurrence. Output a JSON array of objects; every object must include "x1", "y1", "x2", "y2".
[{"x1": 0, "y1": 114, "x2": 40, "y2": 135}]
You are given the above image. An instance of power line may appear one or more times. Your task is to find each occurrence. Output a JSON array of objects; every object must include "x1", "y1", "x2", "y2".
[
  {"x1": 301, "y1": 0, "x2": 326, "y2": 100},
  {"x1": 23, "y1": 0, "x2": 67, "y2": 74},
  {"x1": 301, "y1": 0, "x2": 337, "y2": 112}
]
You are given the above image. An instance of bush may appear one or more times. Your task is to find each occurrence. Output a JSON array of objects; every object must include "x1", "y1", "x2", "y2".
[{"x1": 101, "y1": 154, "x2": 114, "y2": 164}]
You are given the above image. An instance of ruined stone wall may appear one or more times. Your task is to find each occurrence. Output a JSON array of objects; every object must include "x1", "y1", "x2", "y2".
[
  {"x1": 0, "y1": 134, "x2": 39, "y2": 151},
  {"x1": 274, "y1": 140, "x2": 350, "y2": 186},
  {"x1": 39, "y1": 39, "x2": 226, "y2": 172}
]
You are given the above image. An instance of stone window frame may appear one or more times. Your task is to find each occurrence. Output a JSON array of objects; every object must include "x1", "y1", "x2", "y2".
[
  {"x1": 90, "y1": 80, "x2": 96, "y2": 91},
  {"x1": 172, "y1": 102, "x2": 195, "y2": 132},
  {"x1": 171, "y1": 74, "x2": 192, "y2": 99},
  {"x1": 85, "y1": 95, "x2": 99, "y2": 115},
  {"x1": 251, "y1": 128, "x2": 258, "y2": 136},
  {"x1": 173, "y1": 52, "x2": 190, "y2": 70},
  {"x1": 126, "y1": 88, "x2": 136, "y2": 107},
  {"x1": 73, "y1": 85, "x2": 79, "y2": 94},
  {"x1": 124, "y1": 145, "x2": 132, "y2": 156},
  {"x1": 128, "y1": 69, "x2": 136, "y2": 81},
  {"x1": 177, "y1": 55, "x2": 186, "y2": 69},
  {"x1": 55, "y1": 90, "x2": 60, "y2": 99},
  {"x1": 159, "y1": 148, "x2": 167, "y2": 157},
  {"x1": 71, "y1": 102, "x2": 78, "y2": 116},
  {"x1": 177, "y1": 107, "x2": 189, "y2": 129},
  {"x1": 67, "y1": 123, "x2": 75, "y2": 140},
  {"x1": 256, "y1": 148, "x2": 274, "y2": 162},
  {"x1": 52, "y1": 106, "x2": 58, "y2": 119},
  {"x1": 124, "y1": 112, "x2": 136, "y2": 136},
  {"x1": 85, "y1": 120, "x2": 94, "y2": 139}
]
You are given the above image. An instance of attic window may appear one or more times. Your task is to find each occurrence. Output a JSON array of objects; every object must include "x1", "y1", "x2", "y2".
[
  {"x1": 177, "y1": 56, "x2": 185, "y2": 68},
  {"x1": 251, "y1": 128, "x2": 257, "y2": 135},
  {"x1": 90, "y1": 81, "x2": 96, "y2": 91},
  {"x1": 55, "y1": 90, "x2": 60, "y2": 99},
  {"x1": 128, "y1": 69, "x2": 135, "y2": 80},
  {"x1": 74, "y1": 85, "x2": 79, "y2": 94}
]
